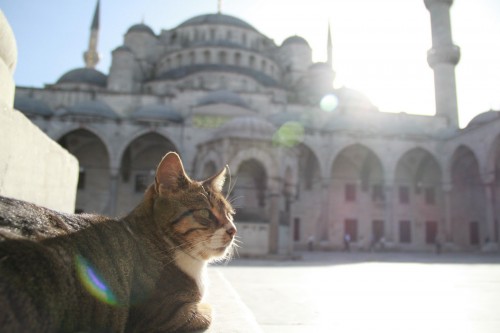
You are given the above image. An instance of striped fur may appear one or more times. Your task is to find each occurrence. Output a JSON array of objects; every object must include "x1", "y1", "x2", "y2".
[{"x1": 0, "y1": 152, "x2": 236, "y2": 332}]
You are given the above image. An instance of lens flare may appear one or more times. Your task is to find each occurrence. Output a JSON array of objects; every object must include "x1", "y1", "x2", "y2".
[
  {"x1": 273, "y1": 121, "x2": 304, "y2": 147},
  {"x1": 320, "y1": 94, "x2": 339, "y2": 112},
  {"x1": 75, "y1": 255, "x2": 118, "y2": 306}
]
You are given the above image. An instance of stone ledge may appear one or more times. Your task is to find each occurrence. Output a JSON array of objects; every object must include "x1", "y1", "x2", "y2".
[{"x1": 204, "y1": 268, "x2": 262, "y2": 333}]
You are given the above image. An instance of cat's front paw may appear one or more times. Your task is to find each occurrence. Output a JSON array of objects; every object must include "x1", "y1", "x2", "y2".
[{"x1": 197, "y1": 302, "x2": 212, "y2": 321}]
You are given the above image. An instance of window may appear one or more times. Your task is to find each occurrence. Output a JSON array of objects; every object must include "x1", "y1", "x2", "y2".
[
  {"x1": 234, "y1": 52, "x2": 242, "y2": 66},
  {"x1": 135, "y1": 173, "x2": 150, "y2": 193},
  {"x1": 210, "y1": 28, "x2": 216, "y2": 40},
  {"x1": 77, "y1": 167, "x2": 86, "y2": 190},
  {"x1": 219, "y1": 51, "x2": 227, "y2": 65},
  {"x1": 344, "y1": 219, "x2": 358, "y2": 242},
  {"x1": 469, "y1": 221, "x2": 480, "y2": 245},
  {"x1": 293, "y1": 218, "x2": 301, "y2": 241},
  {"x1": 204, "y1": 50, "x2": 211, "y2": 63},
  {"x1": 425, "y1": 221, "x2": 438, "y2": 244},
  {"x1": 249, "y1": 56, "x2": 255, "y2": 69},
  {"x1": 425, "y1": 187, "x2": 436, "y2": 205},
  {"x1": 189, "y1": 51, "x2": 195, "y2": 65},
  {"x1": 372, "y1": 184, "x2": 384, "y2": 202},
  {"x1": 399, "y1": 186, "x2": 409, "y2": 204},
  {"x1": 345, "y1": 183, "x2": 356, "y2": 202},
  {"x1": 399, "y1": 220, "x2": 412, "y2": 243},
  {"x1": 372, "y1": 220, "x2": 384, "y2": 242}
]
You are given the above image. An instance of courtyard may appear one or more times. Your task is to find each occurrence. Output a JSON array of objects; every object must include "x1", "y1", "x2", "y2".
[{"x1": 212, "y1": 252, "x2": 500, "y2": 333}]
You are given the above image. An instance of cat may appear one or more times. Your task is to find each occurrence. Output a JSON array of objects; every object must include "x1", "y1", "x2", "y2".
[{"x1": 0, "y1": 151, "x2": 237, "y2": 332}]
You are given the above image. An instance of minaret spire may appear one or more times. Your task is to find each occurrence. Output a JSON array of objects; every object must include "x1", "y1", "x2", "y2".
[
  {"x1": 327, "y1": 20, "x2": 333, "y2": 69},
  {"x1": 84, "y1": 0, "x2": 100, "y2": 69},
  {"x1": 217, "y1": 0, "x2": 222, "y2": 14}
]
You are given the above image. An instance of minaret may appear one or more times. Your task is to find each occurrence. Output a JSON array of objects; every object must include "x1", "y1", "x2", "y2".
[
  {"x1": 424, "y1": 0, "x2": 460, "y2": 128},
  {"x1": 83, "y1": 0, "x2": 100, "y2": 68},
  {"x1": 327, "y1": 20, "x2": 333, "y2": 69}
]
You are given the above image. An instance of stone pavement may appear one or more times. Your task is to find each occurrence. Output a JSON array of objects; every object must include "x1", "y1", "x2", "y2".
[{"x1": 208, "y1": 251, "x2": 500, "y2": 333}]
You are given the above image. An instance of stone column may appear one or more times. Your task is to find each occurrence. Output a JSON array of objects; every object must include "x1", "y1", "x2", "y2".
[
  {"x1": 268, "y1": 178, "x2": 281, "y2": 254},
  {"x1": 442, "y1": 183, "x2": 453, "y2": 242},
  {"x1": 106, "y1": 168, "x2": 119, "y2": 216},
  {"x1": 483, "y1": 181, "x2": 497, "y2": 247},
  {"x1": 384, "y1": 180, "x2": 395, "y2": 242}
]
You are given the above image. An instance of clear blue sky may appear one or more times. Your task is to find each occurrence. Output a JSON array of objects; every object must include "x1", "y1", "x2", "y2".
[{"x1": 2, "y1": 0, "x2": 500, "y2": 128}]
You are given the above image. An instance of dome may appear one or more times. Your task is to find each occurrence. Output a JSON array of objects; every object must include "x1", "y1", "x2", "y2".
[
  {"x1": 467, "y1": 110, "x2": 500, "y2": 128},
  {"x1": 268, "y1": 111, "x2": 313, "y2": 128},
  {"x1": 178, "y1": 13, "x2": 257, "y2": 32},
  {"x1": 214, "y1": 116, "x2": 276, "y2": 140},
  {"x1": 282, "y1": 35, "x2": 310, "y2": 47},
  {"x1": 127, "y1": 23, "x2": 155, "y2": 36},
  {"x1": 14, "y1": 95, "x2": 53, "y2": 117},
  {"x1": 66, "y1": 100, "x2": 118, "y2": 119},
  {"x1": 334, "y1": 86, "x2": 377, "y2": 113},
  {"x1": 197, "y1": 90, "x2": 249, "y2": 108},
  {"x1": 57, "y1": 68, "x2": 107, "y2": 87},
  {"x1": 130, "y1": 104, "x2": 183, "y2": 123}
]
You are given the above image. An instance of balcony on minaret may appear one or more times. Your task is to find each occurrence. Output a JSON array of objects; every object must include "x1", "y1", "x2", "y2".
[{"x1": 427, "y1": 44, "x2": 460, "y2": 68}]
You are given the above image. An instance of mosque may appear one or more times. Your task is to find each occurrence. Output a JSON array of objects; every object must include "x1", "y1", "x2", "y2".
[{"x1": 14, "y1": 0, "x2": 500, "y2": 254}]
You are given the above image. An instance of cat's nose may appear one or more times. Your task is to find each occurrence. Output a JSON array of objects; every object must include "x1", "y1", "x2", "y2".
[{"x1": 226, "y1": 226, "x2": 237, "y2": 237}]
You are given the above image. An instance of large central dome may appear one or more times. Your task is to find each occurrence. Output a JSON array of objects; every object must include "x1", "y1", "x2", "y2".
[{"x1": 177, "y1": 13, "x2": 257, "y2": 32}]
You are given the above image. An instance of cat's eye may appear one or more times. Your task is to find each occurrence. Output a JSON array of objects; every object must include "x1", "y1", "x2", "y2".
[
  {"x1": 197, "y1": 209, "x2": 210, "y2": 219},
  {"x1": 193, "y1": 209, "x2": 214, "y2": 226}
]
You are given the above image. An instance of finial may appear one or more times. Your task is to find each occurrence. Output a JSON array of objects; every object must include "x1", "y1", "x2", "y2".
[
  {"x1": 327, "y1": 19, "x2": 333, "y2": 69},
  {"x1": 218, "y1": 0, "x2": 222, "y2": 14}
]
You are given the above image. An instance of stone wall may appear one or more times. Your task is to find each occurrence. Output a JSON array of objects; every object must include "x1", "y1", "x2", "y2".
[{"x1": 0, "y1": 10, "x2": 79, "y2": 213}]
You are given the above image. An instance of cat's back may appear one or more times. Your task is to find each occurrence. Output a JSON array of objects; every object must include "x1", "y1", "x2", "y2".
[{"x1": 0, "y1": 195, "x2": 93, "y2": 240}]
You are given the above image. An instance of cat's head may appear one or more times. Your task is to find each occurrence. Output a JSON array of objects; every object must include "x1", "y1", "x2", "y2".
[{"x1": 151, "y1": 152, "x2": 237, "y2": 262}]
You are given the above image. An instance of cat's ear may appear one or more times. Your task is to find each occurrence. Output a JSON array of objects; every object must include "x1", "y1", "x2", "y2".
[
  {"x1": 155, "y1": 152, "x2": 191, "y2": 194},
  {"x1": 204, "y1": 165, "x2": 228, "y2": 193}
]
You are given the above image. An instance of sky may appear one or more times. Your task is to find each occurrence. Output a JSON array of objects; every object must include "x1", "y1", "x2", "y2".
[{"x1": 2, "y1": 0, "x2": 500, "y2": 128}]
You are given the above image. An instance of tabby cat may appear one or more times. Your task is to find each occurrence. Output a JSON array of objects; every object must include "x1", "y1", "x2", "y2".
[{"x1": 0, "y1": 152, "x2": 237, "y2": 332}]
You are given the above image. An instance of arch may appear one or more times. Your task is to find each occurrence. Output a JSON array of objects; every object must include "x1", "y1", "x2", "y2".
[
  {"x1": 58, "y1": 129, "x2": 110, "y2": 214},
  {"x1": 115, "y1": 129, "x2": 180, "y2": 171},
  {"x1": 297, "y1": 143, "x2": 322, "y2": 191},
  {"x1": 233, "y1": 158, "x2": 268, "y2": 222},
  {"x1": 116, "y1": 132, "x2": 178, "y2": 215},
  {"x1": 485, "y1": 132, "x2": 500, "y2": 184},
  {"x1": 194, "y1": 149, "x2": 223, "y2": 179},
  {"x1": 229, "y1": 148, "x2": 278, "y2": 187},
  {"x1": 394, "y1": 147, "x2": 442, "y2": 191},
  {"x1": 450, "y1": 145, "x2": 486, "y2": 247},
  {"x1": 331, "y1": 144, "x2": 385, "y2": 191},
  {"x1": 53, "y1": 125, "x2": 113, "y2": 163}
]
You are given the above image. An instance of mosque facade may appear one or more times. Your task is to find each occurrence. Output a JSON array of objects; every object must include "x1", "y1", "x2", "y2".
[{"x1": 14, "y1": 0, "x2": 500, "y2": 254}]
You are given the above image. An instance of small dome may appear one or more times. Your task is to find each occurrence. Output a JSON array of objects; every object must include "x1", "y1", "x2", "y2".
[
  {"x1": 127, "y1": 23, "x2": 155, "y2": 36},
  {"x1": 113, "y1": 45, "x2": 133, "y2": 53},
  {"x1": 66, "y1": 100, "x2": 118, "y2": 119},
  {"x1": 309, "y1": 62, "x2": 331, "y2": 71},
  {"x1": 334, "y1": 87, "x2": 377, "y2": 113},
  {"x1": 214, "y1": 116, "x2": 276, "y2": 140},
  {"x1": 130, "y1": 104, "x2": 183, "y2": 123},
  {"x1": 467, "y1": 110, "x2": 500, "y2": 128},
  {"x1": 268, "y1": 111, "x2": 313, "y2": 128},
  {"x1": 14, "y1": 95, "x2": 53, "y2": 117},
  {"x1": 57, "y1": 68, "x2": 107, "y2": 87},
  {"x1": 197, "y1": 90, "x2": 248, "y2": 108},
  {"x1": 178, "y1": 14, "x2": 257, "y2": 32},
  {"x1": 282, "y1": 35, "x2": 310, "y2": 47}
]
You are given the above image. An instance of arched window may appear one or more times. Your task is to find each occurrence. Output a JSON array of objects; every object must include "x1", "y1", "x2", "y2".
[
  {"x1": 204, "y1": 50, "x2": 211, "y2": 63},
  {"x1": 189, "y1": 51, "x2": 195, "y2": 65},
  {"x1": 249, "y1": 55, "x2": 255, "y2": 69},
  {"x1": 219, "y1": 51, "x2": 227, "y2": 65},
  {"x1": 234, "y1": 52, "x2": 242, "y2": 66}
]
